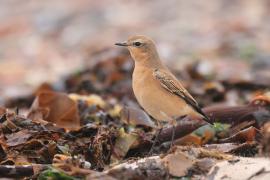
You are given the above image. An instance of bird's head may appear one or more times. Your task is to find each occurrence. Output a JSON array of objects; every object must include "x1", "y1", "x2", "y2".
[{"x1": 115, "y1": 35, "x2": 160, "y2": 65}]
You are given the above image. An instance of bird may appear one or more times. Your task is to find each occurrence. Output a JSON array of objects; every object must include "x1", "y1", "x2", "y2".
[{"x1": 115, "y1": 35, "x2": 212, "y2": 150}]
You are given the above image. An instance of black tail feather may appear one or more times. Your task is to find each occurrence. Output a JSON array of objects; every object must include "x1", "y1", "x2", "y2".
[{"x1": 198, "y1": 109, "x2": 213, "y2": 125}]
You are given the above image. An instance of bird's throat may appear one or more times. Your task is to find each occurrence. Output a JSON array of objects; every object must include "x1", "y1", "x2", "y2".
[{"x1": 133, "y1": 55, "x2": 163, "y2": 69}]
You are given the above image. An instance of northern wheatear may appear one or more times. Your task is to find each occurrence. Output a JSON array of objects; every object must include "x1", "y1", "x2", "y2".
[{"x1": 115, "y1": 35, "x2": 212, "y2": 148}]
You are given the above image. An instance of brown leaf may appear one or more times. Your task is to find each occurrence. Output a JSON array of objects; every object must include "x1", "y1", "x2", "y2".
[
  {"x1": 162, "y1": 151, "x2": 194, "y2": 177},
  {"x1": 193, "y1": 158, "x2": 216, "y2": 174},
  {"x1": 175, "y1": 134, "x2": 202, "y2": 145},
  {"x1": 205, "y1": 142, "x2": 257, "y2": 156},
  {"x1": 1, "y1": 118, "x2": 19, "y2": 133},
  {"x1": 0, "y1": 107, "x2": 6, "y2": 117},
  {"x1": 6, "y1": 130, "x2": 32, "y2": 147},
  {"x1": 27, "y1": 91, "x2": 80, "y2": 130},
  {"x1": 228, "y1": 142, "x2": 258, "y2": 156},
  {"x1": 205, "y1": 143, "x2": 241, "y2": 153},
  {"x1": 219, "y1": 126, "x2": 259, "y2": 143}
]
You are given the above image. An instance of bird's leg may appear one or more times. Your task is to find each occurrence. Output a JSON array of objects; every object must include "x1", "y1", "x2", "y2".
[
  {"x1": 148, "y1": 121, "x2": 163, "y2": 155},
  {"x1": 169, "y1": 119, "x2": 177, "y2": 149}
]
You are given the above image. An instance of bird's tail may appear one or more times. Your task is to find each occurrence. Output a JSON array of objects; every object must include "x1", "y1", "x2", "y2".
[
  {"x1": 196, "y1": 107, "x2": 213, "y2": 125},
  {"x1": 202, "y1": 115, "x2": 213, "y2": 125}
]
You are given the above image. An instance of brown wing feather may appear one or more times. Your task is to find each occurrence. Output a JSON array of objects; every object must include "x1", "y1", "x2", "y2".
[{"x1": 153, "y1": 68, "x2": 212, "y2": 124}]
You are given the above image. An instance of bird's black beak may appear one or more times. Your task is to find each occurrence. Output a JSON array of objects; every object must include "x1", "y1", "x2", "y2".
[{"x1": 115, "y1": 42, "x2": 129, "y2": 46}]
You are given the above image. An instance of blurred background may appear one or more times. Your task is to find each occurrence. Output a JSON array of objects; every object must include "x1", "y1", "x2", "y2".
[{"x1": 0, "y1": 0, "x2": 269, "y2": 105}]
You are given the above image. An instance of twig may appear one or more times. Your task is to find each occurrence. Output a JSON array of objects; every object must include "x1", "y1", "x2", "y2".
[{"x1": 0, "y1": 164, "x2": 48, "y2": 178}]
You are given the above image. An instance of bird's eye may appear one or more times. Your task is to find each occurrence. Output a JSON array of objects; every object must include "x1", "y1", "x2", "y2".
[{"x1": 133, "y1": 42, "x2": 142, "y2": 47}]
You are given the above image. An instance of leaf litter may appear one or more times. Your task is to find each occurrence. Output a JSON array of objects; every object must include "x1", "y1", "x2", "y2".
[
  {"x1": 0, "y1": 1, "x2": 270, "y2": 179},
  {"x1": 0, "y1": 52, "x2": 269, "y2": 179}
]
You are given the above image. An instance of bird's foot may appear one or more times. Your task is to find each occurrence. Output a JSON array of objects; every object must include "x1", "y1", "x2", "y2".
[
  {"x1": 170, "y1": 125, "x2": 176, "y2": 149},
  {"x1": 169, "y1": 140, "x2": 174, "y2": 149},
  {"x1": 148, "y1": 127, "x2": 163, "y2": 156}
]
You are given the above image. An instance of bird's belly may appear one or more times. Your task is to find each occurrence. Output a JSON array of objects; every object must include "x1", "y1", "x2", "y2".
[{"x1": 133, "y1": 76, "x2": 191, "y2": 122}]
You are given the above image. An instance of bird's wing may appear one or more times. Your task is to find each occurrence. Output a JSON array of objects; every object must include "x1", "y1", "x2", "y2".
[{"x1": 153, "y1": 68, "x2": 212, "y2": 124}]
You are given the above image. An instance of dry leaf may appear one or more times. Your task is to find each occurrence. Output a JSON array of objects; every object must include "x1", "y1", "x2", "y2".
[
  {"x1": 219, "y1": 126, "x2": 259, "y2": 143},
  {"x1": 204, "y1": 143, "x2": 240, "y2": 153},
  {"x1": 28, "y1": 91, "x2": 80, "y2": 130},
  {"x1": 175, "y1": 134, "x2": 202, "y2": 145},
  {"x1": 6, "y1": 130, "x2": 33, "y2": 147},
  {"x1": 111, "y1": 128, "x2": 138, "y2": 162},
  {"x1": 162, "y1": 151, "x2": 194, "y2": 177}
]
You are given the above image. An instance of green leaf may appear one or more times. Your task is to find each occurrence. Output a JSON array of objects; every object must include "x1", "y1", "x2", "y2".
[{"x1": 38, "y1": 168, "x2": 79, "y2": 180}]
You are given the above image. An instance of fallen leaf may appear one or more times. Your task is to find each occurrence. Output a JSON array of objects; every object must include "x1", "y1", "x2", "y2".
[
  {"x1": 175, "y1": 134, "x2": 202, "y2": 145},
  {"x1": 111, "y1": 128, "x2": 138, "y2": 162},
  {"x1": 87, "y1": 126, "x2": 115, "y2": 169},
  {"x1": 192, "y1": 158, "x2": 216, "y2": 174},
  {"x1": 1, "y1": 115, "x2": 19, "y2": 133},
  {"x1": 185, "y1": 147, "x2": 233, "y2": 160},
  {"x1": 106, "y1": 155, "x2": 165, "y2": 179},
  {"x1": 6, "y1": 130, "x2": 33, "y2": 147},
  {"x1": 38, "y1": 168, "x2": 75, "y2": 180},
  {"x1": 219, "y1": 126, "x2": 259, "y2": 143},
  {"x1": 204, "y1": 143, "x2": 240, "y2": 153},
  {"x1": 162, "y1": 151, "x2": 194, "y2": 177},
  {"x1": 28, "y1": 91, "x2": 80, "y2": 130},
  {"x1": 228, "y1": 142, "x2": 258, "y2": 156}
]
